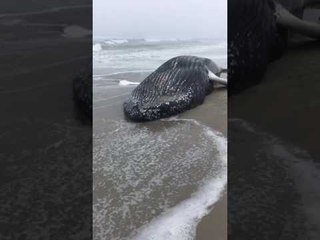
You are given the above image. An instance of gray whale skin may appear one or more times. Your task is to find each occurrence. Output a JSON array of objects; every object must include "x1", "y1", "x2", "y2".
[{"x1": 123, "y1": 56, "x2": 227, "y2": 122}]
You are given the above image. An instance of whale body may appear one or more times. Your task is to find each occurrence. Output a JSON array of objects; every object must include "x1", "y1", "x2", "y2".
[
  {"x1": 123, "y1": 56, "x2": 227, "y2": 121},
  {"x1": 229, "y1": 0, "x2": 320, "y2": 94}
]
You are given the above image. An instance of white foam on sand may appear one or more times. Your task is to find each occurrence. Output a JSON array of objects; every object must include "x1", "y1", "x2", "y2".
[
  {"x1": 119, "y1": 80, "x2": 140, "y2": 86},
  {"x1": 131, "y1": 119, "x2": 227, "y2": 240},
  {"x1": 94, "y1": 119, "x2": 227, "y2": 240},
  {"x1": 131, "y1": 175, "x2": 226, "y2": 240}
]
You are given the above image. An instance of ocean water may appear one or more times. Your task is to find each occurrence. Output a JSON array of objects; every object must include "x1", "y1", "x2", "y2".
[
  {"x1": 93, "y1": 38, "x2": 227, "y2": 82},
  {"x1": 93, "y1": 39, "x2": 227, "y2": 240}
]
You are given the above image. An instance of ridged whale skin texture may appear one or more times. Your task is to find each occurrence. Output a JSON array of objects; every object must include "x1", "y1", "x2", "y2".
[{"x1": 123, "y1": 56, "x2": 226, "y2": 122}]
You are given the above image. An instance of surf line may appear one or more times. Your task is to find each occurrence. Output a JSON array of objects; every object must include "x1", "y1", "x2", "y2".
[{"x1": 131, "y1": 118, "x2": 227, "y2": 240}]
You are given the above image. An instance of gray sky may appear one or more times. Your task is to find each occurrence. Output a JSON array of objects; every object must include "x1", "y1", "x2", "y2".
[{"x1": 94, "y1": 0, "x2": 226, "y2": 40}]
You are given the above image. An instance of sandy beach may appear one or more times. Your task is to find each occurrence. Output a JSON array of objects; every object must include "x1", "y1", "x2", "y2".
[
  {"x1": 228, "y1": 36, "x2": 320, "y2": 239},
  {"x1": 93, "y1": 78, "x2": 227, "y2": 239},
  {"x1": 229, "y1": 37, "x2": 320, "y2": 160},
  {"x1": 93, "y1": 38, "x2": 227, "y2": 240},
  {"x1": 179, "y1": 88, "x2": 227, "y2": 240}
]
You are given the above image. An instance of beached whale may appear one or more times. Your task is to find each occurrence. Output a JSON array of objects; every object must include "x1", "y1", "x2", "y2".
[
  {"x1": 123, "y1": 56, "x2": 227, "y2": 121},
  {"x1": 229, "y1": 0, "x2": 320, "y2": 94}
]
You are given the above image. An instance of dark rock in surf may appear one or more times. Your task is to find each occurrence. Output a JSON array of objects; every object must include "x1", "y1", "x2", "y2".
[{"x1": 123, "y1": 56, "x2": 227, "y2": 122}]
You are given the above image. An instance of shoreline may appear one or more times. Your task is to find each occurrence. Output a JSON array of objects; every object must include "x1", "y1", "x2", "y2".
[
  {"x1": 229, "y1": 37, "x2": 320, "y2": 159},
  {"x1": 196, "y1": 193, "x2": 227, "y2": 240},
  {"x1": 93, "y1": 82, "x2": 227, "y2": 240},
  {"x1": 179, "y1": 88, "x2": 227, "y2": 240},
  {"x1": 228, "y1": 37, "x2": 320, "y2": 238}
]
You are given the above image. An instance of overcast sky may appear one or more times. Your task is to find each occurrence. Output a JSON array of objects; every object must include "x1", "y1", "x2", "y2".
[{"x1": 94, "y1": 0, "x2": 226, "y2": 40}]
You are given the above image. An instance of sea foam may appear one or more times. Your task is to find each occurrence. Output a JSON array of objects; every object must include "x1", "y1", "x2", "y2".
[
  {"x1": 93, "y1": 43, "x2": 102, "y2": 52},
  {"x1": 130, "y1": 119, "x2": 227, "y2": 240},
  {"x1": 119, "y1": 80, "x2": 140, "y2": 86},
  {"x1": 93, "y1": 119, "x2": 227, "y2": 240}
]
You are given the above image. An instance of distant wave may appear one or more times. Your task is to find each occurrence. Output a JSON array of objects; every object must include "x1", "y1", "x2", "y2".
[
  {"x1": 93, "y1": 70, "x2": 152, "y2": 80},
  {"x1": 104, "y1": 39, "x2": 129, "y2": 45},
  {"x1": 93, "y1": 38, "x2": 227, "y2": 79},
  {"x1": 93, "y1": 38, "x2": 226, "y2": 47},
  {"x1": 97, "y1": 38, "x2": 179, "y2": 45},
  {"x1": 105, "y1": 70, "x2": 152, "y2": 76},
  {"x1": 143, "y1": 38, "x2": 180, "y2": 43},
  {"x1": 92, "y1": 76, "x2": 141, "y2": 86},
  {"x1": 93, "y1": 43, "x2": 102, "y2": 52},
  {"x1": 100, "y1": 38, "x2": 158, "y2": 46}
]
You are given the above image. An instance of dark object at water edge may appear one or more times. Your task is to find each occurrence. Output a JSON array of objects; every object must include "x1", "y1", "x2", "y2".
[
  {"x1": 123, "y1": 56, "x2": 227, "y2": 122},
  {"x1": 228, "y1": 0, "x2": 320, "y2": 94}
]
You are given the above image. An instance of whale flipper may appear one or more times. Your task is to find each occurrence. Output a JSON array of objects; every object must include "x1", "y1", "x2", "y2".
[{"x1": 208, "y1": 70, "x2": 228, "y2": 86}]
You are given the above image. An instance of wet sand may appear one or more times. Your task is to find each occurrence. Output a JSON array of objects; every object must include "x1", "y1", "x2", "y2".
[
  {"x1": 94, "y1": 84, "x2": 227, "y2": 240},
  {"x1": 180, "y1": 89, "x2": 227, "y2": 240},
  {"x1": 229, "y1": 37, "x2": 320, "y2": 160},
  {"x1": 196, "y1": 194, "x2": 227, "y2": 240},
  {"x1": 228, "y1": 36, "x2": 320, "y2": 239}
]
